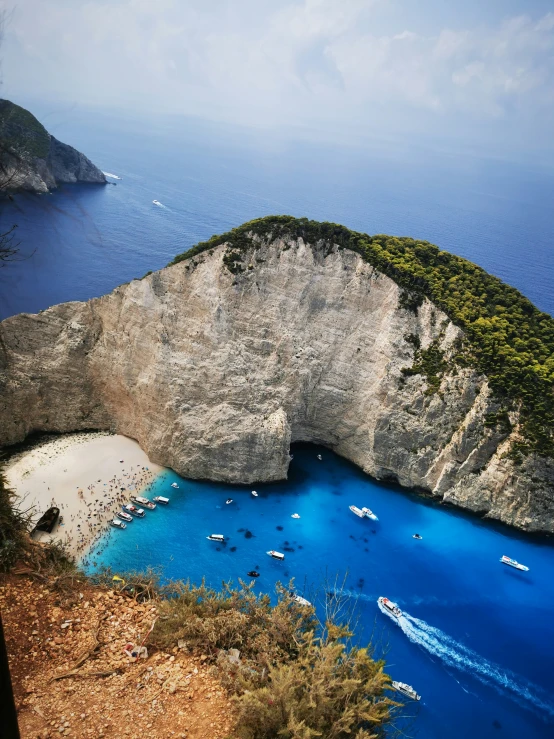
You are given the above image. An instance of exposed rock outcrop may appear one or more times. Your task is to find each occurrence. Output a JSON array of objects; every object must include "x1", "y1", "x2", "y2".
[
  {"x1": 0, "y1": 99, "x2": 106, "y2": 193},
  {"x1": 0, "y1": 236, "x2": 552, "y2": 532}
]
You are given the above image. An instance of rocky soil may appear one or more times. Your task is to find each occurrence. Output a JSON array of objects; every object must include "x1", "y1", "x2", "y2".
[{"x1": 1, "y1": 575, "x2": 236, "y2": 739}]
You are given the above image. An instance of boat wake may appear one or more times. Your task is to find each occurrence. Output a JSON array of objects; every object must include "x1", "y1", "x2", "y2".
[
  {"x1": 380, "y1": 601, "x2": 554, "y2": 720},
  {"x1": 102, "y1": 172, "x2": 121, "y2": 180}
]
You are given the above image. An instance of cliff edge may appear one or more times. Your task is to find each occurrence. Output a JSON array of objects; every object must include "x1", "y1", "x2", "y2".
[
  {"x1": 0, "y1": 99, "x2": 106, "y2": 193},
  {"x1": 0, "y1": 217, "x2": 553, "y2": 532}
]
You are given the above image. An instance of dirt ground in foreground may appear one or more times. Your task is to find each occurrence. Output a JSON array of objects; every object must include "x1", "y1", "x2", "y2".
[{"x1": 1, "y1": 575, "x2": 237, "y2": 739}]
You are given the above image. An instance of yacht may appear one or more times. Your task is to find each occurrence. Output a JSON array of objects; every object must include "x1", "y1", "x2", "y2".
[
  {"x1": 291, "y1": 513, "x2": 301, "y2": 519},
  {"x1": 171, "y1": 482, "x2": 179, "y2": 489},
  {"x1": 153, "y1": 496, "x2": 169, "y2": 505},
  {"x1": 378, "y1": 597, "x2": 403, "y2": 622},
  {"x1": 251, "y1": 490, "x2": 259, "y2": 497},
  {"x1": 130, "y1": 495, "x2": 156, "y2": 510},
  {"x1": 207, "y1": 534, "x2": 225, "y2": 542},
  {"x1": 361, "y1": 506, "x2": 379, "y2": 521},
  {"x1": 124, "y1": 503, "x2": 145, "y2": 518},
  {"x1": 267, "y1": 550, "x2": 285, "y2": 560},
  {"x1": 349, "y1": 505, "x2": 366, "y2": 518},
  {"x1": 392, "y1": 681, "x2": 421, "y2": 701},
  {"x1": 110, "y1": 519, "x2": 126, "y2": 530},
  {"x1": 116, "y1": 510, "x2": 133, "y2": 523},
  {"x1": 500, "y1": 555, "x2": 529, "y2": 571}
]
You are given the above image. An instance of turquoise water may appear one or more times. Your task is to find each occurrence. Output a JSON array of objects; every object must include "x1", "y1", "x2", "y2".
[{"x1": 85, "y1": 443, "x2": 554, "y2": 738}]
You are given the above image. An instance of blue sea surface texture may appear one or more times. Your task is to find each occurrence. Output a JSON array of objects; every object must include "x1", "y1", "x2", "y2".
[{"x1": 1, "y1": 111, "x2": 553, "y2": 738}]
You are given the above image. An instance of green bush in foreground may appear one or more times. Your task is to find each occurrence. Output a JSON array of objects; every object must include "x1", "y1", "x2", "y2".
[
  {"x1": 149, "y1": 578, "x2": 395, "y2": 738},
  {"x1": 169, "y1": 215, "x2": 554, "y2": 460},
  {"x1": 0, "y1": 465, "x2": 29, "y2": 571}
]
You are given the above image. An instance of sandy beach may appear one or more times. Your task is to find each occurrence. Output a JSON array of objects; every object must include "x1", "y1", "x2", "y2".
[{"x1": 5, "y1": 432, "x2": 165, "y2": 560}]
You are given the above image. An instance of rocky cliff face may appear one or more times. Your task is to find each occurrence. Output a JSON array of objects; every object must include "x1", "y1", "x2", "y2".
[
  {"x1": 0, "y1": 99, "x2": 106, "y2": 193},
  {"x1": 1, "y1": 237, "x2": 552, "y2": 532}
]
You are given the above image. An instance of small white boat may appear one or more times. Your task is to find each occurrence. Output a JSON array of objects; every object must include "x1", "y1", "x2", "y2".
[
  {"x1": 110, "y1": 519, "x2": 126, "y2": 530},
  {"x1": 267, "y1": 550, "x2": 285, "y2": 560},
  {"x1": 290, "y1": 592, "x2": 311, "y2": 607},
  {"x1": 124, "y1": 504, "x2": 145, "y2": 518},
  {"x1": 171, "y1": 482, "x2": 179, "y2": 489},
  {"x1": 317, "y1": 454, "x2": 322, "y2": 460},
  {"x1": 500, "y1": 555, "x2": 529, "y2": 571},
  {"x1": 361, "y1": 506, "x2": 379, "y2": 521},
  {"x1": 131, "y1": 495, "x2": 156, "y2": 510},
  {"x1": 349, "y1": 505, "x2": 365, "y2": 518},
  {"x1": 413, "y1": 533, "x2": 423, "y2": 540},
  {"x1": 251, "y1": 490, "x2": 259, "y2": 497},
  {"x1": 291, "y1": 513, "x2": 301, "y2": 519},
  {"x1": 378, "y1": 597, "x2": 403, "y2": 622},
  {"x1": 226, "y1": 499, "x2": 233, "y2": 505},
  {"x1": 153, "y1": 496, "x2": 169, "y2": 505},
  {"x1": 207, "y1": 534, "x2": 225, "y2": 542},
  {"x1": 392, "y1": 681, "x2": 421, "y2": 701},
  {"x1": 153, "y1": 199, "x2": 162, "y2": 206},
  {"x1": 117, "y1": 510, "x2": 133, "y2": 523}
]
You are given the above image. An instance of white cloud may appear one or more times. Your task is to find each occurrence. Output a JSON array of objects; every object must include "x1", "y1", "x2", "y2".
[{"x1": 2, "y1": 0, "x2": 554, "y2": 143}]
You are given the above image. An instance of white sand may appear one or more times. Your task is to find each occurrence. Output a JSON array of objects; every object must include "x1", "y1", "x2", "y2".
[{"x1": 5, "y1": 432, "x2": 165, "y2": 559}]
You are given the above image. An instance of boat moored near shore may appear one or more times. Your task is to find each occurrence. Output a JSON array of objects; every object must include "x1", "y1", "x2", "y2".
[
  {"x1": 110, "y1": 519, "x2": 126, "y2": 530},
  {"x1": 124, "y1": 504, "x2": 145, "y2": 518},
  {"x1": 117, "y1": 510, "x2": 133, "y2": 523},
  {"x1": 153, "y1": 496, "x2": 169, "y2": 505},
  {"x1": 130, "y1": 495, "x2": 156, "y2": 510}
]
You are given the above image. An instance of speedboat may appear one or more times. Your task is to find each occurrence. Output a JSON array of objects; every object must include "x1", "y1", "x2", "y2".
[
  {"x1": 413, "y1": 533, "x2": 423, "y2": 540},
  {"x1": 291, "y1": 513, "x2": 301, "y2": 519},
  {"x1": 378, "y1": 597, "x2": 403, "y2": 622},
  {"x1": 290, "y1": 591, "x2": 311, "y2": 607},
  {"x1": 207, "y1": 534, "x2": 225, "y2": 542},
  {"x1": 124, "y1": 504, "x2": 145, "y2": 518},
  {"x1": 267, "y1": 550, "x2": 285, "y2": 560},
  {"x1": 117, "y1": 510, "x2": 133, "y2": 523},
  {"x1": 247, "y1": 570, "x2": 260, "y2": 578},
  {"x1": 317, "y1": 454, "x2": 322, "y2": 460},
  {"x1": 349, "y1": 505, "x2": 365, "y2": 518},
  {"x1": 130, "y1": 495, "x2": 156, "y2": 510},
  {"x1": 500, "y1": 555, "x2": 529, "y2": 571},
  {"x1": 392, "y1": 681, "x2": 421, "y2": 701},
  {"x1": 110, "y1": 519, "x2": 126, "y2": 530},
  {"x1": 171, "y1": 482, "x2": 179, "y2": 489},
  {"x1": 361, "y1": 507, "x2": 379, "y2": 521},
  {"x1": 153, "y1": 199, "x2": 162, "y2": 206},
  {"x1": 153, "y1": 496, "x2": 169, "y2": 505},
  {"x1": 226, "y1": 499, "x2": 233, "y2": 505},
  {"x1": 251, "y1": 490, "x2": 259, "y2": 497}
]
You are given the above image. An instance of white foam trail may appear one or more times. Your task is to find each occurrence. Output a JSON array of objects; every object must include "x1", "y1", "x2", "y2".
[
  {"x1": 102, "y1": 172, "x2": 121, "y2": 180},
  {"x1": 378, "y1": 601, "x2": 554, "y2": 720}
]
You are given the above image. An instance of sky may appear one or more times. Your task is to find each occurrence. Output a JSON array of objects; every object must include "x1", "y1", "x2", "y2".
[{"x1": 1, "y1": 0, "x2": 554, "y2": 157}]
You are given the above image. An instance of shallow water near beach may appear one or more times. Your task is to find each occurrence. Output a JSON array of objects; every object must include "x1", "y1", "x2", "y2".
[{"x1": 85, "y1": 443, "x2": 554, "y2": 739}]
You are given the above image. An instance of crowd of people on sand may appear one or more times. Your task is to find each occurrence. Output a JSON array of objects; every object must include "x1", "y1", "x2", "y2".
[{"x1": 52, "y1": 462, "x2": 159, "y2": 568}]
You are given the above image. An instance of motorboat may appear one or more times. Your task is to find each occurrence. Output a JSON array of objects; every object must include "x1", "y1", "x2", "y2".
[
  {"x1": 290, "y1": 591, "x2": 311, "y2": 607},
  {"x1": 124, "y1": 504, "x2": 145, "y2": 518},
  {"x1": 392, "y1": 681, "x2": 421, "y2": 701},
  {"x1": 226, "y1": 499, "x2": 233, "y2": 505},
  {"x1": 361, "y1": 507, "x2": 379, "y2": 521},
  {"x1": 117, "y1": 510, "x2": 133, "y2": 523},
  {"x1": 267, "y1": 550, "x2": 285, "y2": 560},
  {"x1": 251, "y1": 490, "x2": 259, "y2": 497},
  {"x1": 110, "y1": 519, "x2": 126, "y2": 530},
  {"x1": 500, "y1": 555, "x2": 529, "y2": 571},
  {"x1": 247, "y1": 570, "x2": 260, "y2": 578},
  {"x1": 153, "y1": 199, "x2": 162, "y2": 205},
  {"x1": 207, "y1": 534, "x2": 225, "y2": 542},
  {"x1": 349, "y1": 505, "x2": 365, "y2": 518},
  {"x1": 130, "y1": 495, "x2": 156, "y2": 510},
  {"x1": 153, "y1": 496, "x2": 169, "y2": 505},
  {"x1": 378, "y1": 597, "x2": 403, "y2": 622},
  {"x1": 413, "y1": 533, "x2": 423, "y2": 540},
  {"x1": 317, "y1": 454, "x2": 322, "y2": 460},
  {"x1": 171, "y1": 482, "x2": 179, "y2": 489},
  {"x1": 32, "y1": 506, "x2": 60, "y2": 534},
  {"x1": 291, "y1": 513, "x2": 301, "y2": 519}
]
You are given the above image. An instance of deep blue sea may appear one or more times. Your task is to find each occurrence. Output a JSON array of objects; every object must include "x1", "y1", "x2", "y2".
[{"x1": 1, "y1": 109, "x2": 553, "y2": 737}]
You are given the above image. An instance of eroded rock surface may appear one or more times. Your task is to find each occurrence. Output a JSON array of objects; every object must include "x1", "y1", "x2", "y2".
[{"x1": 1, "y1": 238, "x2": 552, "y2": 531}]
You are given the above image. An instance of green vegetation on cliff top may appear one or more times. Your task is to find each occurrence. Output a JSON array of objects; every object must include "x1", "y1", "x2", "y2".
[
  {"x1": 170, "y1": 215, "x2": 554, "y2": 459},
  {"x1": 0, "y1": 99, "x2": 50, "y2": 159}
]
